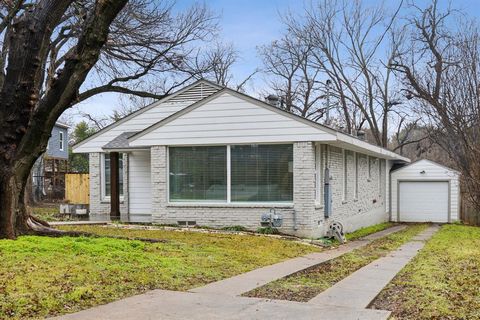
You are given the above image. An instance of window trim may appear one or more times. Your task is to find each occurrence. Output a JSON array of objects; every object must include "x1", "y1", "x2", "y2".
[
  {"x1": 168, "y1": 145, "x2": 228, "y2": 203},
  {"x1": 378, "y1": 158, "x2": 383, "y2": 196},
  {"x1": 342, "y1": 149, "x2": 348, "y2": 202},
  {"x1": 100, "y1": 153, "x2": 124, "y2": 202},
  {"x1": 59, "y1": 131, "x2": 64, "y2": 151},
  {"x1": 315, "y1": 143, "x2": 325, "y2": 205},
  {"x1": 354, "y1": 152, "x2": 358, "y2": 200},
  {"x1": 167, "y1": 144, "x2": 295, "y2": 205},
  {"x1": 367, "y1": 155, "x2": 372, "y2": 180}
]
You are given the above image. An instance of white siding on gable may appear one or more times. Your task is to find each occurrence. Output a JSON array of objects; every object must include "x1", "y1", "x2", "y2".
[
  {"x1": 391, "y1": 160, "x2": 459, "y2": 222},
  {"x1": 73, "y1": 82, "x2": 219, "y2": 153},
  {"x1": 130, "y1": 93, "x2": 336, "y2": 146}
]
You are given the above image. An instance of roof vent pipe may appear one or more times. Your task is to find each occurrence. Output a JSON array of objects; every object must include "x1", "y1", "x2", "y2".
[
  {"x1": 266, "y1": 94, "x2": 280, "y2": 107},
  {"x1": 356, "y1": 130, "x2": 366, "y2": 140}
]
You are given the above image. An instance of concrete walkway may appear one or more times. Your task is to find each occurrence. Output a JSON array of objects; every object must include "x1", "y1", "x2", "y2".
[
  {"x1": 54, "y1": 289, "x2": 391, "y2": 320},
  {"x1": 51, "y1": 225, "x2": 412, "y2": 320},
  {"x1": 308, "y1": 225, "x2": 439, "y2": 308},
  {"x1": 190, "y1": 225, "x2": 406, "y2": 296}
]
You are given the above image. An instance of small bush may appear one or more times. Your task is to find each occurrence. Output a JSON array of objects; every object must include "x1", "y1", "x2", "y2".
[
  {"x1": 256, "y1": 227, "x2": 280, "y2": 235},
  {"x1": 222, "y1": 225, "x2": 248, "y2": 232}
]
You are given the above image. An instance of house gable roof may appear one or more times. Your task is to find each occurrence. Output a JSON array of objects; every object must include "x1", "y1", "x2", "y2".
[
  {"x1": 128, "y1": 89, "x2": 337, "y2": 146},
  {"x1": 391, "y1": 159, "x2": 459, "y2": 174},
  {"x1": 72, "y1": 79, "x2": 221, "y2": 153},
  {"x1": 128, "y1": 87, "x2": 409, "y2": 161}
]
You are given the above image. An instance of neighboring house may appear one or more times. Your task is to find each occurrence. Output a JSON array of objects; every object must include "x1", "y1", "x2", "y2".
[
  {"x1": 73, "y1": 80, "x2": 458, "y2": 237},
  {"x1": 32, "y1": 122, "x2": 69, "y2": 201}
]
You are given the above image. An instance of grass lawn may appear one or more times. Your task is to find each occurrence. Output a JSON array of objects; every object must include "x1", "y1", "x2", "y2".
[
  {"x1": 244, "y1": 224, "x2": 428, "y2": 302},
  {"x1": 346, "y1": 222, "x2": 395, "y2": 240},
  {"x1": 0, "y1": 226, "x2": 319, "y2": 319},
  {"x1": 371, "y1": 224, "x2": 480, "y2": 319}
]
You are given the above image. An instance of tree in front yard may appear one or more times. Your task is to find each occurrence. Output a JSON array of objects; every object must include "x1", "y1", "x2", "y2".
[
  {"x1": 68, "y1": 121, "x2": 96, "y2": 173},
  {"x1": 0, "y1": 0, "x2": 220, "y2": 239}
]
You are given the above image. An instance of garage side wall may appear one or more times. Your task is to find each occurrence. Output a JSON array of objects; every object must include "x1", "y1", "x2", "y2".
[{"x1": 391, "y1": 161, "x2": 459, "y2": 222}]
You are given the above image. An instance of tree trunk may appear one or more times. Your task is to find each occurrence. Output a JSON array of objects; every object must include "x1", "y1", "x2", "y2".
[
  {"x1": 0, "y1": 168, "x2": 38, "y2": 238},
  {"x1": 0, "y1": 174, "x2": 20, "y2": 239}
]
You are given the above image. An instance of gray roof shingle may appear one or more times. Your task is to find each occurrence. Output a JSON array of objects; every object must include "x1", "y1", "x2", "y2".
[{"x1": 102, "y1": 132, "x2": 138, "y2": 150}]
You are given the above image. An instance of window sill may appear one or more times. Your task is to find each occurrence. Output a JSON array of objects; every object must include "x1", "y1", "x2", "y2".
[
  {"x1": 315, "y1": 204, "x2": 324, "y2": 209},
  {"x1": 167, "y1": 202, "x2": 294, "y2": 208},
  {"x1": 342, "y1": 200, "x2": 348, "y2": 204}
]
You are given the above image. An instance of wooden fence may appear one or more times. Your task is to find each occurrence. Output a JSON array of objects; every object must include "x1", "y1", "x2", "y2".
[
  {"x1": 460, "y1": 193, "x2": 480, "y2": 226},
  {"x1": 65, "y1": 173, "x2": 89, "y2": 204}
]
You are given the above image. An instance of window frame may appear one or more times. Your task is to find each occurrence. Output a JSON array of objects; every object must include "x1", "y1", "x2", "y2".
[
  {"x1": 59, "y1": 131, "x2": 64, "y2": 151},
  {"x1": 367, "y1": 155, "x2": 372, "y2": 180},
  {"x1": 167, "y1": 143, "x2": 294, "y2": 205},
  {"x1": 100, "y1": 153, "x2": 124, "y2": 202},
  {"x1": 378, "y1": 158, "x2": 383, "y2": 197},
  {"x1": 342, "y1": 149, "x2": 348, "y2": 202},
  {"x1": 354, "y1": 152, "x2": 359, "y2": 200},
  {"x1": 315, "y1": 144, "x2": 325, "y2": 205},
  {"x1": 168, "y1": 145, "x2": 228, "y2": 203}
]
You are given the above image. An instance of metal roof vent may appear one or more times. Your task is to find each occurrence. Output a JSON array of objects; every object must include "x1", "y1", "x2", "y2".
[
  {"x1": 356, "y1": 130, "x2": 366, "y2": 140},
  {"x1": 266, "y1": 94, "x2": 280, "y2": 107}
]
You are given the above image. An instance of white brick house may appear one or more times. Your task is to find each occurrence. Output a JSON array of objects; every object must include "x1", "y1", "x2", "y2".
[{"x1": 73, "y1": 80, "x2": 411, "y2": 237}]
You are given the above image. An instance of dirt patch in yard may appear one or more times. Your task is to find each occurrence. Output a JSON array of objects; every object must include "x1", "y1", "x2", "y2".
[{"x1": 243, "y1": 224, "x2": 428, "y2": 302}]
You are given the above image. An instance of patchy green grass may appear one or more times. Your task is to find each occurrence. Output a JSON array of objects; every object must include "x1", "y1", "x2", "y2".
[
  {"x1": 371, "y1": 224, "x2": 480, "y2": 319},
  {"x1": 345, "y1": 222, "x2": 395, "y2": 240},
  {"x1": 0, "y1": 226, "x2": 319, "y2": 319},
  {"x1": 244, "y1": 224, "x2": 428, "y2": 302}
]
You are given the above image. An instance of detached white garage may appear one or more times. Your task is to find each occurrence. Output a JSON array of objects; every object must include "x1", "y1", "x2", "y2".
[{"x1": 391, "y1": 159, "x2": 460, "y2": 223}]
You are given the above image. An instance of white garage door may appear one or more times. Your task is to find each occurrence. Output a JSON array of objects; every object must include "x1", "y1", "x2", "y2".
[
  {"x1": 128, "y1": 151, "x2": 152, "y2": 222},
  {"x1": 399, "y1": 181, "x2": 449, "y2": 223}
]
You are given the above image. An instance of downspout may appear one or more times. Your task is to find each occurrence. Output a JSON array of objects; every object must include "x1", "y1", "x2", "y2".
[
  {"x1": 324, "y1": 145, "x2": 332, "y2": 218},
  {"x1": 292, "y1": 210, "x2": 297, "y2": 231}
]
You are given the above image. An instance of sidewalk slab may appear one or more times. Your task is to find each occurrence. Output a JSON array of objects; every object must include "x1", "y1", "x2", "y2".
[
  {"x1": 52, "y1": 289, "x2": 391, "y2": 320},
  {"x1": 308, "y1": 226, "x2": 439, "y2": 308},
  {"x1": 190, "y1": 225, "x2": 406, "y2": 296}
]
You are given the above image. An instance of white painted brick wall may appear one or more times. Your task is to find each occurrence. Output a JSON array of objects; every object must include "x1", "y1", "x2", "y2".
[
  {"x1": 149, "y1": 143, "x2": 316, "y2": 237},
  {"x1": 320, "y1": 147, "x2": 387, "y2": 234},
  {"x1": 89, "y1": 142, "x2": 388, "y2": 237}
]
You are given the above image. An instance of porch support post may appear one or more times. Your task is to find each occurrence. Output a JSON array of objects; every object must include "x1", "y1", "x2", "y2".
[{"x1": 110, "y1": 152, "x2": 120, "y2": 219}]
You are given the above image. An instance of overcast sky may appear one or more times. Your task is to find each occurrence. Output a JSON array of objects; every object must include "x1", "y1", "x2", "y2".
[{"x1": 68, "y1": 0, "x2": 480, "y2": 126}]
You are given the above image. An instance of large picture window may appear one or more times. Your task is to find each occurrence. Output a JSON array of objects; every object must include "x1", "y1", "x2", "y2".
[
  {"x1": 168, "y1": 144, "x2": 294, "y2": 203},
  {"x1": 169, "y1": 146, "x2": 227, "y2": 201},
  {"x1": 231, "y1": 144, "x2": 293, "y2": 202},
  {"x1": 102, "y1": 154, "x2": 124, "y2": 199}
]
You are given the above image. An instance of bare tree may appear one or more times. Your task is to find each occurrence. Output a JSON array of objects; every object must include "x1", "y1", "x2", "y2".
[
  {"x1": 259, "y1": 35, "x2": 326, "y2": 121},
  {"x1": 203, "y1": 41, "x2": 237, "y2": 87},
  {"x1": 391, "y1": 0, "x2": 480, "y2": 211},
  {"x1": 0, "y1": 0, "x2": 219, "y2": 239},
  {"x1": 276, "y1": 0, "x2": 406, "y2": 147}
]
